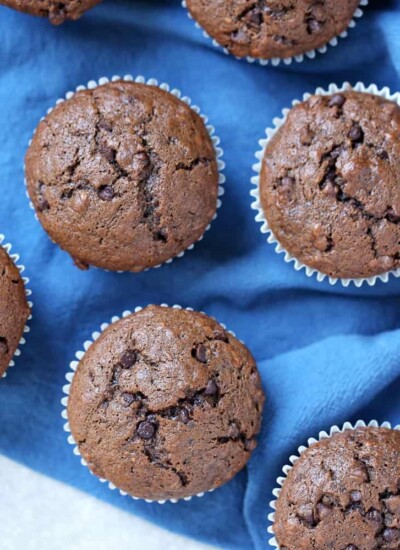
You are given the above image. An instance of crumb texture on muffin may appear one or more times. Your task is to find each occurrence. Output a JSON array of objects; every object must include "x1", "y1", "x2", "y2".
[
  {"x1": 186, "y1": 0, "x2": 360, "y2": 59},
  {"x1": 0, "y1": 247, "x2": 30, "y2": 377},
  {"x1": 0, "y1": 0, "x2": 101, "y2": 23},
  {"x1": 274, "y1": 427, "x2": 400, "y2": 549},
  {"x1": 68, "y1": 306, "x2": 265, "y2": 500},
  {"x1": 260, "y1": 92, "x2": 400, "y2": 279},
  {"x1": 25, "y1": 81, "x2": 219, "y2": 272}
]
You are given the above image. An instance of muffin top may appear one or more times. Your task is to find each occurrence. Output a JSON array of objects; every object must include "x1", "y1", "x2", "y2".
[
  {"x1": 186, "y1": 0, "x2": 360, "y2": 60},
  {"x1": 25, "y1": 80, "x2": 219, "y2": 272},
  {"x1": 274, "y1": 427, "x2": 400, "y2": 550},
  {"x1": 0, "y1": 0, "x2": 101, "y2": 24},
  {"x1": 260, "y1": 91, "x2": 400, "y2": 279},
  {"x1": 0, "y1": 246, "x2": 30, "y2": 377},
  {"x1": 68, "y1": 305, "x2": 265, "y2": 500}
]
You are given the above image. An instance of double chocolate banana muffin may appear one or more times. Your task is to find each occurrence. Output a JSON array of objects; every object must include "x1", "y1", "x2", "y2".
[
  {"x1": 25, "y1": 80, "x2": 219, "y2": 272},
  {"x1": 67, "y1": 305, "x2": 265, "y2": 501},
  {"x1": 260, "y1": 91, "x2": 400, "y2": 279},
  {"x1": 186, "y1": 0, "x2": 360, "y2": 60},
  {"x1": 274, "y1": 427, "x2": 400, "y2": 549},
  {"x1": 0, "y1": 0, "x2": 101, "y2": 24},
  {"x1": 0, "y1": 246, "x2": 30, "y2": 377}
]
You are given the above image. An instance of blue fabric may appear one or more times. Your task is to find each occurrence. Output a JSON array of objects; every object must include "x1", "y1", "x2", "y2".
[{"x1": 1, "y1": 1, "x2": 400, "y2": 548}]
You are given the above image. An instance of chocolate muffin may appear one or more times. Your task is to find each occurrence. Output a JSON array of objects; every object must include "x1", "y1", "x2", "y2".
[
  {"x1": 260, "y1": 91, "x2": 400, "y2": 280},
  {"x1": 25, "y1": 80, "x2": 219, "y2": 272},
  {"x1": 185, "y1": 0, "x2": 360, "y2": 60},
  {"x1": 274, "y1": 426, "x2": 400, "y2": 550},
  {"x1": 67, "y1": 305, "x2": 265, "y2": 501},
  {"x1": 0, "y1": 0, "x2": 101, "y2": 24},
  {"x1": 0, "y1": 246, "x2": 30, "y2": 378}
]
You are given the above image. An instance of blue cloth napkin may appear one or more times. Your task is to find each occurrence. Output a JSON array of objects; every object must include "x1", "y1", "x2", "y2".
[{"x1": 1, "y1": 1, "x2": 400, "y2": 548}]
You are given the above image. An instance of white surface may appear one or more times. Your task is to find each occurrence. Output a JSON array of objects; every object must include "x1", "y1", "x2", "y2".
[{"x1": 0, "y1": 455, "x2": 217, "y2": 550}]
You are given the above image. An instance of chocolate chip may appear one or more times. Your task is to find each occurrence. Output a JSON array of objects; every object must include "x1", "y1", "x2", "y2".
[
  {"x1": 345, "y1": 546, "x2": 359, "y2": 550},
  {"x1": 204, "y1": 379, "x2": 219, "y2": 396},
  {"x1": 137, "y1": 420, "x2": 156, "y2": 439},
  {"x1": 178, "y1": 408, "x2": 190, "y2": 424},
  {"x1": 98, "y1": 185, "x2": 114, "y2": 201},
  {"x1": 0, "y1": 337, "x2": 8, "y2": 355},
  {"x1": 98, "y1": 144, "x2": 115, "y2": 163},
  {"x1": 273, "y1": 35, "x2": 295, "y2": 46},
  {"x1": 382, "y1": 528, "x2": 400, "y2": 542},
  {"x1": 322, "y1": 180, "x2": 338, "y2": 198},
  {"x1": 212, "y1": 328, "x2": 228, "y2": 342},
  {"x1": 37, "y1": 195, "x2": 50, "y2": 212},
  {"x1": 98, "y1": 120, "x2": 113, "y2": 132},
  {"x1": 316, "y1": 503, "x2": 332, "y2": 520},
  {"x1": 243, "y1": 438, "x2": 257, "y2": 452},
  {"x1": 120, "y1": 350, "x2": 137, "y2": 369},
  {"x1": 350, "y1": 490, "x2": 362, "y2": 502},
  {"x1": 321, "y1": 495, "x2": 335, "y2": 506},
  {"x1": 348, "y1": 124, "x2": 364, "y2": 143},
  {"x1": 122, "y1": 393, "x2": 136, "y2": 405},
  {"x1": 378, "y1": 148, "x2": 389, "y2": 160},
  {"x1": 297, "y1": 504, "x2": 316, "y2": 527},
  {"x1": 231, "y1": 28, "x2": 251, "y2": 45},
  {"x1": 307, "y1": 18, "x2": 322, "y2": 34},
  {"x1": 328, "y1": 94, "x2": 346, "y2": 108},
  {"x1": 386, "y1": 208, "x2": 400, "y2": 224},
  {"x1": 243, "y1": 8, "x2": 262, "y2": 26},
  {"x1": 192, "y1": 343, "x2": 207, "y2": 363},
  {"x1": 132, "y1": 151, "x2": 151, "y2": 181},
  {"x1": 366, "y1": 509, "x2": 382, "y2": 523},
  {"x1": 228, "y1": 421, "x2": 240, "y2": 439}
]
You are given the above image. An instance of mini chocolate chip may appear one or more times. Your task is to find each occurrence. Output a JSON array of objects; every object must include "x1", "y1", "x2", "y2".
[
  {"x1": 212, "y1": 328, "x2": 229, "y2": 342},
  {"x1": 366, "y1": 509, "x2": 382, "y2": 523},
  {"x1": 37, "y1": 195, "x2": 50, "y2": 212},
  {"x1": 322, "y1": 180, "x2": 338, "y2": 198},
  {"x1": 348, "y1": 124, "x2": 364, "y2": 143},
  {"x1": 273, "y1": 35, "x2": 294, "y2": 46},
  {"x1": 243, "y1": 8, "x2": 262, "y2": 26},
  {"x1": 298, "y1": 504, "x2": 316, "y2": 527},
  {"x1": 192, "y1": 343, "x2": 207, "y2": 363},
  {"x1": 132, "y1": 151, "x2": 151, "y2": 181},
  {"x1": 228, "y1": 421, "x2": 240, "y2": 439},
  {"x1": 0, "y1": 338, "x2": 8, "y2": 355},
  {"x1": 98, "y1": 144, "x2": 115, "y2": 163},
  {"x1": 178, "y1": 408, "x2": 190, "y2": 424},
  {"x1": 98, "y1": 120, "x2": 113, "y2": 132},
  {"x1": 231, "y1": 28, "x2": 251, "y2": 45},
  {"x1": 345, "y1": 546, "x2": 359, "y2": 550},
  {"x1": 351, "y1": 490, "x2": 362, "y2": 502},
  {"x1": 204, "y1": 379, "x2": 219, "y2": 396},
  {"x1": 120, "y1": 350, "x2": 137, "y2": 369},
  {"x1": 328, "y1": 94, "x2": 346, "y2": 108},
  {"x1": 321, "y1": 495, "x2": 335, "y2": 506},
  {"x1": 382, "y1": 528, "x2": 400, "y2": 542},
  {"x1": 137, "y1": 420, "x2": 156, "y2": 439},
  {"x1": 98, "y1": 185, "x2": 114, "y2": 201},
  {"x1": 244, "y1": 438, "x2": 257, "y2": 452},
  {"x1": 307, "y1": 19, "x2": 322, "y2": 34},
  {"x1": 316, "y1": 503, "x2": 332, "y2": 520},
  {"x1": 386, "y1": 208, "x2": 400, "y2": 224},
  {"x1": 122, "y1": 393, "x2": 136, "y2": 405},
  {"x1": 378, "y1": 148, "x2": 389, "y2": 160}
]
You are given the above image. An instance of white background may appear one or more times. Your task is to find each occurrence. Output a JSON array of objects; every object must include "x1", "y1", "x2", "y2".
[{"x1": 1, "y1": 456, "x2": 217, "y2": 550}]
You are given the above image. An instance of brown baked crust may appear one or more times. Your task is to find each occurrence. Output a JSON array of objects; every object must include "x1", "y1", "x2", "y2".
[
  {"x1": 186, "y1": 0, "x2": 360, "y2": 60},
  {"x1": 0, "y1": 247, "x2": 30, "y2": 377},
  {"x1": 0, "y1": 0, "x2": 101, "y2": 23},
  {"x1": 260, "y1": 91, "x2": 400, "y2": 279},
  {"x1": 68, "y1": 305, "x2": 265, "y2": 500},
  {"x1": 274, "y1": 427, "x2": 400, "y2": 550},
  {"x1": 25, "y1": 81, "x2": 219, "y2": 272}
]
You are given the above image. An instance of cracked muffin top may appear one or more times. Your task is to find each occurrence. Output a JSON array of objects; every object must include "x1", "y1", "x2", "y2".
[
  {"x1": 260, "y1": 91, "x2": 400, "y2": 280},
  {"x1": 67, "y1": 305, "x2": 265, "y2": 501},
  {"x1": 0, "y1": 246, "x2": 30, "y2": 378},
  {"x1": 0, "y1": 0, "x2": 101, "y2": 24},
  {"x1": 25, "y1": 81, "x2": 219, "y2": 272},
  {"x1": 273, "y1": 427, "x2": 400, "y2": 550},
  {"x1": 185, "y1": 0, "x2": 360, "y2": 60}
]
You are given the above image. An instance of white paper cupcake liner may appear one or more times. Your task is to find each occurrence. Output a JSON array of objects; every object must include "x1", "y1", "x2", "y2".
[
  {"x1": 268, "y1": 419, "x2": 400, "y2": 549},
  {"x1": 0, "y1": 234, "x2": 33, "y2": 379},
  {"x1": 25, "y1": 75, "x2": 225, "y2": 273},
  {"x1": 182, "y1": 0, "x2": 368, "y2": 67},
  {"x1": 251, "y1": 81, "x2": 400, "y2": 288},
  {"x1": 61, "y1": 303, "x2": 238, "y2": 504}
]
